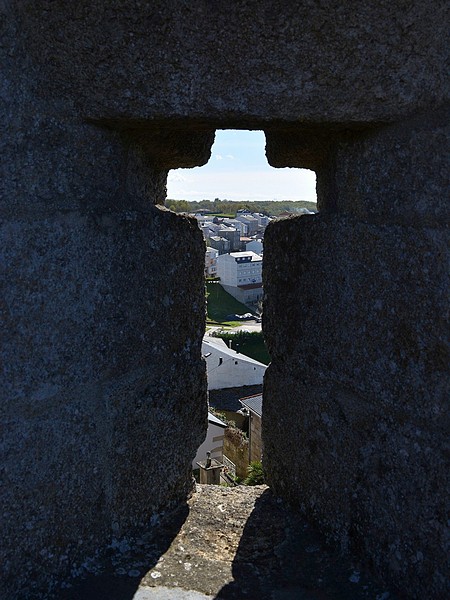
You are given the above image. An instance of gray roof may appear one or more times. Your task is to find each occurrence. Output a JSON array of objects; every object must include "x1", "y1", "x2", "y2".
[
  {"x1": 240, "y1": 394, "x2": 263, "y2": 417},
  {"x1": 207, "y1": 412, "x2": 227, "y2": 428},
  {"x1": 208, "y1": 385, "x2": 263, "y2": 413}
]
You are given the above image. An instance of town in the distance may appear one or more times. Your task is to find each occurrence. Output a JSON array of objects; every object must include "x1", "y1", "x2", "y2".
[
  {"x1": 167, "y1": 198, "x2": 317, "y2": 485},
  {"x1": 168, "y1": 198, "x2": 317, "y2": 309}
]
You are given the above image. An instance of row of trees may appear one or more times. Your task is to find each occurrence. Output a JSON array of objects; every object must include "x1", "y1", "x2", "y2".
[{"x1": 166, "y1": 197, "x2": 316, "y2": 217}]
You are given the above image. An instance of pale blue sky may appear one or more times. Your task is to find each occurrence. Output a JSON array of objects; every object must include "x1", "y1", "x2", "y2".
[{"x1": 167, "y1": 130, "x2": 316, "y2": 202}]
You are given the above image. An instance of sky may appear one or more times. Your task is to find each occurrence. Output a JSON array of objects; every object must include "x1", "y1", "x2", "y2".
[{"x1": 166, "y1": 130, "x2": 316, "y2": 203}]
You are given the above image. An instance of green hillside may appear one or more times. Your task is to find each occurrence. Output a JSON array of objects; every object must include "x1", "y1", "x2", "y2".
[{"x1": 206, "y1": 281, "x2": 256, "y2": 324}]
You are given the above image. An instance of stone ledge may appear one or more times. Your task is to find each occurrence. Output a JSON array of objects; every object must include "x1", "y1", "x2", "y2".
[{"x1": 61, "y1": 485, "x2": 395, "y2": 600}]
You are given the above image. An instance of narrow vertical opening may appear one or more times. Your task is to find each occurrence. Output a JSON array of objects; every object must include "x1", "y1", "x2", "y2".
[{"x1": 166, "y1": 129, "x2": 317, "y2": 485}]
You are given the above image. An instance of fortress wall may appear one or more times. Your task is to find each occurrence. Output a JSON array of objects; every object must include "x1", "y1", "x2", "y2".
[
  {"x1": 263, "y1": 114, "x2": 449, "y2": 598},
  {"x1": 1, "y1": 127, "x2": 208, "y2": 595},
  {"x1": 7, "y1": 1, "x2": 448, "y2": 124},
  {"x1": 1, "y1": 1, "x2": 448, "y2": 597},
  {"x1": 1, "y1": 12, "x2": 210, "y2": 591}
]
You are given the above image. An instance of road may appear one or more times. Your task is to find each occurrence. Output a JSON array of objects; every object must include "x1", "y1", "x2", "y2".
[{"x1": 206, "y1": 321, "x2": 262, "y2": 334}]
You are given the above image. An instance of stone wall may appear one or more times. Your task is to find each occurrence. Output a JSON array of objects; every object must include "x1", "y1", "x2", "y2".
[
  {"x1": 249, "y1": 414, "x2": 263, "y2": 464},
  {"x1": 2, "y1": 4, "x2": 212, "y2": 594},
  {"x1": 1, "y1": 1, "x2": 448, "y2": 597},
  {"x1": 263, "y1": 117, "x2": 449, "y2": 598},
  {"x1": 224, "y1": 427, "x2": 250, "y2": 481},
  {"x1": 1, "y1": 192, "x2": 208, "y2": 598}
]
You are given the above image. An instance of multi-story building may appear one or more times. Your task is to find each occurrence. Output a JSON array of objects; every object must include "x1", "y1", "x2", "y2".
[
  {"x1": 208, "y1": 235, "x2": 231, "y2": 255},
  {"x1": 205, "y1": 247, "x2": 219, "y2": 277},
  {"x1": 216, "y1": 251, "x2": 263, "y2": 306},
  {"x1": 236, "y1": 214, "x2": 260, "y2": 236},
  {"x1": 246, "y1": 239, "x2": 263, "y2": 255},
  {"x1": 199, "y1": 221, "x2": 220, "y2": 240},
  {"x1": 253, "y1": 213, "x2": 270, "y2": 228},
  {"x1": 217, "y1": 225, "x2": 240, "y2": 251},
  {"x1": 222, "y1": 218, "x2": 247, "y2": 236}
]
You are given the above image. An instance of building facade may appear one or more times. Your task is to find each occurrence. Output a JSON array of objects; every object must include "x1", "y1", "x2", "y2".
[
  {"x1": 246, "y1": 239, "x2": 263, "y2": 255},
  {"x1": 205, "y1": 246, "x2": 219, "y2": 277},
  {"x1": 209, "y1": 235, "x2": 231, "y2": 255},
  {"x1": 216, "y1": 251, "x2": 262, "y2": 287},
  {"x1": 202, "y1": 335, "x2": 266, "y2": 391},
  {"x1": 216, "y1": 251, "x2": 263, "y2": 307},
  {"x1": 193, "y1": 412, "x2": 227, "y2": 468},
  {"x1": 240, "y1": 394, "x2": 263, "y2": 464}
]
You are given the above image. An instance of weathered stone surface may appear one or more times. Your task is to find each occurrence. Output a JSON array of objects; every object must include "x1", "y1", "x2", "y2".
[
  {"x1": 263, "y1": 215, "x2": 450, "y2": 598},
  {"x1": 264, "y1": 216, "x2": 449, "y2": 410},
  {"x1": 1, "y1": 207, "x2": 208, "y2": 597},
  {"x1": 58, "y1": 486, "x2": 396, "y2": 600},
  {"x1": 1, "y1": 1, "x2": 448, "y2": 598},
  {"x1": 330, "y1": 107, "x2": 450, "y2": 226},
  {"x1": 3, "y1": 2, "x2": 448, "y2": 125}
]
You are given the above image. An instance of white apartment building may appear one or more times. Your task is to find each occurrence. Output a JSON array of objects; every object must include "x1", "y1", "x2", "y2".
[
  {"x1": 216, "y1": 251, "x2": 262, "y2": 287},
  {"x1": 205, "y1": 246, "x2": 219, "y2": 277},
  {"x1": 216, "y1": 251, "x2": 263, "y2": 306}
]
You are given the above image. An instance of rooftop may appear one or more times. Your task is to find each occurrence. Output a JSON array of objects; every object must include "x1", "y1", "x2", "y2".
[
  {"x1": 229, "y1": 251, "x2": 262, "y2": 262},
  {"x1": 240, "y1": 393, "x2": 263, "y2": 417},
  {"x1": 209, "y1": 384, "x2": 263, "y2": 412},
  {"x1": 207, "y1": 412, "x2": 227, "y2": 428},
  {"x1": 202, "y1": 336, "x2": 267, "y2": 368}
]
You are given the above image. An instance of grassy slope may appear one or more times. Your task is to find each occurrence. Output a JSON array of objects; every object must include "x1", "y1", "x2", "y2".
[
  {"x1": 206, "y1": 282, "x2": 270, "y2": 364},
  {"x1": 216, "y1": 331, "x2": 271, "y2": 365},
  {"x1": 206, "y1": 281, "x2": 256, "y2": 324}
]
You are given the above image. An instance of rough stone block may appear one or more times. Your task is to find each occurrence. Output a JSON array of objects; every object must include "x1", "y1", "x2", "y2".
[
  {"x1": 331, "y1": 107, "x2": 450, "y2": 226},
  {"x1": 263, "y1": 214, "x2": 450, "y2": 598},
  {"x1": 2, "y1": 2, "x2": 448, "y2": 597},
  {"x1": 4, "y1": 2, "x2": 448, "y2": 124},
  {"x1": 1, "y1": 207, "x2": 208, "y2": 596}
]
